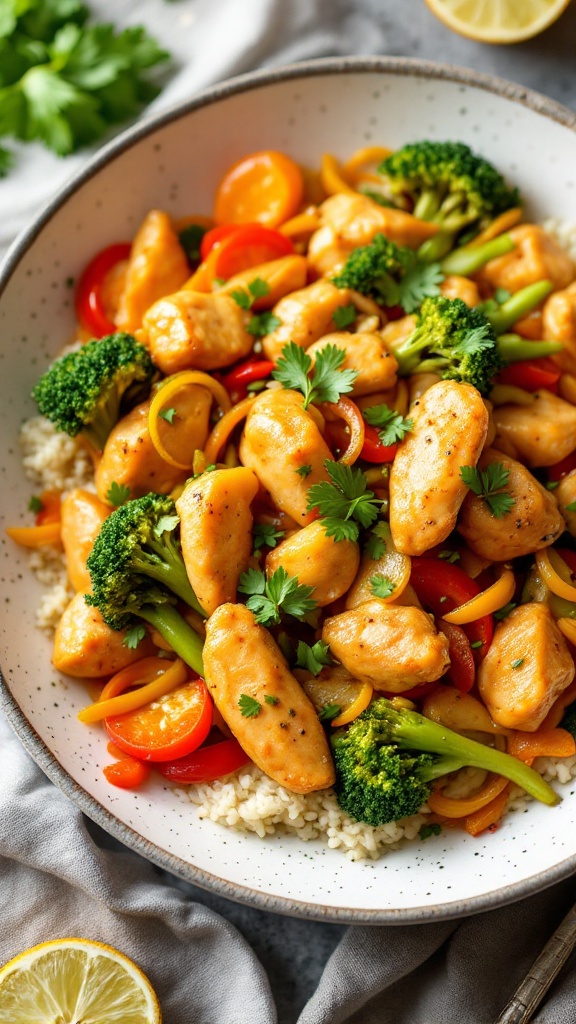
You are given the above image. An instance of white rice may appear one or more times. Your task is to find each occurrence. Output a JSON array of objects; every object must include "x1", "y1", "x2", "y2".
[{"x1": 17, "y1": 221, "x2": 576, "y2": 859}]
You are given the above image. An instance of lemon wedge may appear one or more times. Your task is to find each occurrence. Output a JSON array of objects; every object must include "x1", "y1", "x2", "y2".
[
  {"x1": 0, "y1": 938, "x2": 162, "y2": 1023},
  {"x1": 425, "y1": 0, "x2": 571, "y2": 43}
]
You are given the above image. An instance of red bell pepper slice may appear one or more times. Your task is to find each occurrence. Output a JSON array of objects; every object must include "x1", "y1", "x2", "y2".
[
  {"x1": 200, "y1": 223, "x2": 254, "y2": 261},
  {"x1": 439, "y1": 621, "x2": 476, "y2": 693},
  {"x1": 548, "y1": 451, "x2": 576, "y2": 482},
  {"x1": 75, "y1": 242, "x2": 131, "y2": 338},
  {"x1": 205, "y1": 223, "x2": 294, "y2": 280},
  {"x1": 410, "y1": 556, "x2": 493, "y2": 660},
  {"x1": 360, "y1": 424, "x2": 399, "y2": 464},
  {"x1": 555, "y1": 548, "x2": 576, "y2": 577},
  {"x1": 103, "y1": 757, "x2": 150, "y2": 790},
  {"x1": 221, "y1": 358, "x2": 275, "y2": 401},
  {"x1": 156, "y1": 737, "x2": 250, "y2": 783},
  {"x1": 496, "y1": 357, "x2": 560, "y2": 393}
]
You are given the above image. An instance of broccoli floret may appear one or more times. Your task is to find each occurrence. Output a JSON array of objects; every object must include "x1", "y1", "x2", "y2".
[
  {"x1": 331, "y1": 698, "x2": 560, "y2": 827},
  {"x1": 392, "y1": 294, "x2": 501, "y2": 396},
  {"x1": 32, "y1": 332, "x2": 156, "y2": 451},
  {"x1": 379, "y1": 141, "x2": 520, "y2": 232},
  {"x1": 86, "y1": 493, "x2": 204, "y2": 674},
  {"x1": 332, "y1": 233, "x2": 443, "y2": 314}
]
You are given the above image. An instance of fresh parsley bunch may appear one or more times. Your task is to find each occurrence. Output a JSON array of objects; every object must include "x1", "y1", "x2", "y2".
[
  {"x1": 272, "y1": 341, "x2": 357, "y2": 409},
  {"x1": 238, "y1": 566, "x2": 317, "y2": 627},
  {"x1": 0, "y1": 0, "x2": 169, "y2": 171},
  {"x1": 306, "y1": 460, "x2": 382, "y2": 542}
]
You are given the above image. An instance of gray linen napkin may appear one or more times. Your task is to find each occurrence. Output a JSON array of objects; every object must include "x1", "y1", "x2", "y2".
[{"x1": 3, "y1": 2, "x2": 576, "y2": 1022}]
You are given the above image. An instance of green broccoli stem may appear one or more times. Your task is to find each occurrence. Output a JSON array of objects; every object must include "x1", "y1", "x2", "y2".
[
  {"x1": 132, "y1": 541, "x2": 205, "y2": 617},
  {"x1": 391, "y1": 710, "x2": 559, "y2": 805},
  {"x1": 497, "y1": 333, "x2": 563, "y2": 364},
  {"x1": 440, "y1": 234, "x2": 515, "y2": 277},
  {"x1": 138, "y1": 603, "x2": 204, "y2": 676},
  {"x1": 418, "y1": 231, "x2": 457, "y2": 264},
  {"x1": 83, "y1": 389, "x2": 122, "y2": 452},
  {"x1": 487, "y1": 280, "x2": 553, "y2": 334},
  {"x1": 413, "y1": 189, "x2": 442, "y2": 221}
]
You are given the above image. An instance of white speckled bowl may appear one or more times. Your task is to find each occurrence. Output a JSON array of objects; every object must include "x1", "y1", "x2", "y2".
[{"x1": 2, "y1": 57, "x2": 576, "y2": 924}]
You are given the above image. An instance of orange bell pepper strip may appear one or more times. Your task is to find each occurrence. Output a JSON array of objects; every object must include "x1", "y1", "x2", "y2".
[
  {"x1": 506, "y1": 727, "x2": 575, "y2": 764},
  {"x1": 5, "y1": 522, "x2": 62, "y2": 547},
  {"x1": 427, "y1": 773, "x2": 509, "y2": 818},
  {"x1": 464, "y1": 785, "x2": 511, "y2": 836}
]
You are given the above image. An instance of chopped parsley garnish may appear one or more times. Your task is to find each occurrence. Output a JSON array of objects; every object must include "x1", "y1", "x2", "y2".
[
  {"x1": 470, "y1": 640, "x2": 483, "y2": 650},
  {"x1": 494, "y1": 601, "x2": 517, "y2": 621},
  {"x1": 306, "y1": 460, "x2": 381, "y2": 542},
  {"x1": 460, "y1": 463, "x2": 515, "y2": 518},
  {"x1": 295, "y1": 640, "x2": 333, "y2": 676},
  {"x1": 238, "y1": 694, "x2": 262, "y2": 718},
  {"x1": 123, "y1": 624, "x2": 146, "y2": 650},
  {"x1": 106, "y1": 481, "x2": 131, "y2": 506},
  {"x1": 511, "y1": 658, "x2": 525, "y2": 669},
  {"x1": 238, "y1": 566, "x2": 317, "y2": 626},
  {"x1": 264, "y1": 694, "x2": 279, "y2": 706},
  {"x1": 247, "y1": 312, "x2": 281, "y2": 337},
  {"x1": 332, "y1": 304, "x2": 357, "y2": 329},
  {"x1": 272, "y1": 341, "x2": 357, "y2": 410},
  {"x1": 565, "y1": 501, "x2": 576, "y2": 513},
  {"x1": 253, "y1": 524, "x2": 285, "y2": 552},
  {"x1": 295, "y1": 464, "x2": 312, "y2": 478},
  {"x1": 230, "y1": 277, "x2": 271, "y2": 310},
  {"x1": 546, "y1": 481, "x2": 560, "y2": 490},
  {"x1": 438, "y1": 549, "x2": 460, "y2": 563},
  {"x1": 28, "y1": 495, "x2": 44, "y2": 514},
  {"x1": 158, "y1": 407, "x2": 177, "y2": 424},
  {"x1": 369, "y1": 575, "x2": 396, "y2": 599},
  {"x1": 396, "y1": 261, "x2": 445, "y2": 314},
  {"x1": 178, "y1": 224, "x2": 207, "y2": 264},
  {"x1": 419, "y1": 823, "x2": 442, "y2": 841},
  {"x1": 363, "y1": 403, "x2": 414, "y2": 446},
  {"x1": 365, "y1": 522, "x2": 389, "y2": 560},
  {"x1": 318, "y1": 703, "x2": 342, "y2": 722}
]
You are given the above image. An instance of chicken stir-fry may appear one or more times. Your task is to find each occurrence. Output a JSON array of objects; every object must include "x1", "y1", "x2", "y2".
[{"x1": 17, "y1": 139, "x2": 576, "y2": 847}]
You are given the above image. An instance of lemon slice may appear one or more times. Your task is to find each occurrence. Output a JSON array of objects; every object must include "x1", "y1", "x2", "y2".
[
  {"x1": 424, "y1": 0, "x2": 571, "y2": 43},
  {"x1": 0, "y1": 938, "x2": 161, "y2": 1023}
]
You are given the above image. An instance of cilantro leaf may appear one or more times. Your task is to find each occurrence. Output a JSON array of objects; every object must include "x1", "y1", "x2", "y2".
[
  {"x1": 365, "y1": 522, "x2": 388, "y2": 560},
  {"x1": 238, "y1": 566, "x2": 317, "y2": 626},
  {"x1": 178, "y1": 223, "x2": 207, "y2": 265},
  {"x1": 28, "y1": 494, "x2": 44, "y2": 514},
  {"x1": 249, "y1": 277, "x2": 270, "y2": 300},
  {"x1": 363, "y1": 403, "x2": 413, "y2": 445},
  {"x1": 123, "y1": 623, "x2": 146, "y2": 650},
  {"x1": 494, "y1": 601, "x2": 516, "y2": 621},
  {"x1": 158, "y1": 406, "x2": 176, "y2": 424},
  {"x1": 272, "y1": 341, "x2": 357, "y2": 409},
  {"x1": 247, "y1": 312, "x2": 281, "y2": 337},
  {"x1": 369, "y1": 575, "x2": 396, "y2": 599},
  {"x1": 318, "y1": 703, "x2": 341, "y2": 722},
  {"x1": 306, "y1": 460, "x2": 381, "y2": 542},
  {"x1": 106, "y1": 481, "x2": 130, "y2": 506},
  {"x1": 419, "y1": 823, "x2": 442, "y2": 840},
  {"x1": 295, "y1": 464, "x2": 312, "y2": 479},
  {"x1": 295, "y1": 640, "x2": 333, "y2": 676},
  {"x1": 238, "y1": 694, "x2": 261, "y2": 718},
  {"x1": 438, "y1": 549, "x2": 460, "y2": 563},
  {"x1": 264, "y1": 694, "x2": 279, "y2": 706},
  {"x1": 565, "y1": 501, "x2": 576, "y2": 513},
  {"x1": 252, "y1": 523, "x2": 285, "y2": 551},
  {"x1": 460, "y1": 463, "x2": 515, "y2": 518},
  {"x1": 332, "y1": 304, "x2": 357, "y2": 329},
  {"x1": 397, "y1": 260, "x2": 444, "y2": 313},
  {"x1": 231, "y1": 288, "x2": 252, "y2": 310}
]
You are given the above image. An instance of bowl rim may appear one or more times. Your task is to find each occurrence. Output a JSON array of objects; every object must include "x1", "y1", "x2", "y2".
[{"x1": 2, "y1": 54, "x2": 576, "y2": 925}]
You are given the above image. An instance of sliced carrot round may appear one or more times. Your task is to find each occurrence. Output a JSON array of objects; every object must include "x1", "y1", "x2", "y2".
[{"x1": 214, "y1": 151, "x2": 304, "y2": 228}]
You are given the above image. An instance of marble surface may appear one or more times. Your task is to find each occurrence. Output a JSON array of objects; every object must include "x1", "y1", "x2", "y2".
[{"x1": 84, "y1": 5, "x2": 576, "y2": 1018}]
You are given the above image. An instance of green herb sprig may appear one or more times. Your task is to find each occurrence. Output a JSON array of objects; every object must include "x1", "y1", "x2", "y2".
[{"x1": 272, "y1": 342, "x2": 357, "y2": 410}]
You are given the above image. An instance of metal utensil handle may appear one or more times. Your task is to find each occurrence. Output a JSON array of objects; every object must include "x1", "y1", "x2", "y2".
[{"x1": 494, "y1": 903, "x2": 576, "y2": 1024}]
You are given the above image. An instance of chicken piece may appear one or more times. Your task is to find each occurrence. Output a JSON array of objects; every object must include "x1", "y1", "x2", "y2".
[
  {"x1": 176, "y1": 467, "x2": 259, "y2": 616},
  {"x1": 261, "y1": 279, "x2": 353, "y2": 363},
  {"x1": 203, "y1": 603, "x2": 335, "y2": 793},
  {"x1": 322, "y1": 600, "x2": 450, "y2": 692},
  {"x1": 458, "y1": 448, "x2": 564, "y2": 561},
  {"x1": 95, "y1": 388, "x2": 212, "y2": 503},
  {"x1": 239, "y1": 389, "x2": 332, "y2": 526},
  {"x1": 307, "y1": 193, "x2": 439, "y2": 277},
  {"x1": 478, "y1": 603, "x2": 575, "y2": 731},
  {"x1": 344, "y1": 540, "x2": 410, "y2": 610},
  {"x1": 543, "y1": 281, "x2": 576, "y2": 374},
  {"x1": 265, "y1": 521, "x2": 360, "y2": 607},
  {"x1": 408, "y1": 372, "x2": 442, "y2": 406},
  {"x1": 493, "y1": 389, "x2": 576, "y2": 468},
  {"x1": 556, "y1": 470, "x2": 576, "y2": 536},
  {"x1": 476, "y1": 225, "x2": 575, "y2": 294},
  {"x1": 115, "y1": 210, "x2": 189, "y2": 332},
  {"x1": 53, "y1": 593, "x2": 156, "y2": 677},
  {"x1": 389, "y1": 379, "x2": 489, "y2": 556},
  {"x1": 305, "y1": 331, "x2": 398, "y2": 397},
  {"x1": 214, "y1": 255, "x2": 308, "y2": 309},
  {"x1": 142, "y1": 291, "x2": 253, "y2": 375},
  {"x1": 380, "y1": 315, "x2": 416, "y2": 351},
  {"x1": 439, "y1": 274, "x2": 480, "y2": 307},
  {"x1": 61, "y1": 489, "x2": 110, "y2": 592}
]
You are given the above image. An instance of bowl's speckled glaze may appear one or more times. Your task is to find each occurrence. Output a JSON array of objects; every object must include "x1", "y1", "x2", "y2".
[{"x1": 2, "y1": 57, "x2": 576, "y2": 924}]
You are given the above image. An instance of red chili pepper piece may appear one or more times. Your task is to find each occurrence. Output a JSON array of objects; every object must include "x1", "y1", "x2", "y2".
[
  {"x1": 221, "y1": 358, "x2": 275, "y2": 401},
  {"x1": 496, "y1": 358, "x2": 560, "y2": 393},
  {"x1": 75, "y1": 242, "x2": 131, "y2": 338},
  {"x1": 360, "y1": 424, "x2": 399, "y2": 464},
  {"x1": 439, "y1": 621, "x2": 476, "y2": 693},
  {"x1": 156, "y1": 737, "x2": 250, "y2": 783}
]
